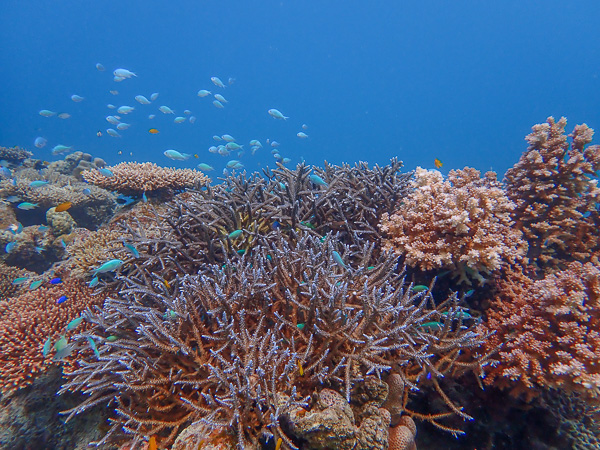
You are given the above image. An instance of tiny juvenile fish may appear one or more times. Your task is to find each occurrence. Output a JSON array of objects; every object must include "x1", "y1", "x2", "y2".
[
  {"x1": 71, "y1": 94, "x2": 84, "y2": 102},
  {"x1": 57, "y1": 295, "x2": 68, "y2": 304},
  {"x1": 39, "y1": 109, "x2": 56, "y2": 117},
  {"x1": 49, "y1": 277, "x2": 62, "y2": 285},
  {"x1": 89, "y1": 276, "x2": 99, "y2": 287},
  {"x1": 117, "y1": 105, "x2": 134, "y2": 114},
  {"x1": 87, "y1": 336, "x2": 100, "y2": 358},
  {"x1": 96, "y1": 63, "x2": 105, "y2": 71},
  {"x1": 42, "y1": 337, "x2": 52, "y2": 357},
  {"x1": 148, "y1": 128, "x2": 159, "y2": 134},
  {"x1": 150, "y1": 92, "x2": 159, "y2": 101},
  {"x1": 142, "y1": 192, "x2": 148, "y2": 203},
  {"x1": 213, "y1": 100, "x2": 224, "y2": 109},
  {"x1": 228, "y1": 229, "x2": 243, "y2": 239},
  {"x1": 17, "y1": 202, "x2": 38, "y2": 210},
  {"x1": 174, "y1": 116, "x2": 186, "y2": 123},
  {"x1": 297, "y1": 132, "x2": 308, "y2": 139},
  {"x1": 58, "y1": 112, "x2": 71, "y2": 119},
  {"x1": 411, "y1": 285, "x2": 429, "y2": 292},
  {"x1": 106, "y1": 128, "x2": 121, "y2": 138},
  {"x1": 124, "y1": 243, "x2": 140, "y2": 258}
]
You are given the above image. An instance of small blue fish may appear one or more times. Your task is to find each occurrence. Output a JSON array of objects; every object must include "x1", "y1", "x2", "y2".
[
  {"x1": 142, "y1": 192, "x2": 148, "y2": 203},
  {"x1": 29, "y1": 280, "x2": 43, "y2": 290},
  {"x1": 6, "y1": 196, "x2": 20, "y2": 203},
  {"x1": 309, "y1": 174, "x2": 328, "y2": 187},
  {"x1": 5, "y1": 242, "x2": 16, "y2": 253},
  {"x1": 49, "y1": 277, "x2": 62, "y2": 285},
  {"x1": 98, "y1": 168, "x2": 114, "y2": 177},
  {"x1": 12, "y1": 277, "x2": 29, "y2": 285},
  {"x1": 116, "y1": 194, "x2": 135, "y2": 206},
  {"x1": 29, "y1": 180, "x2": 49, "y2": 188},
  {"x1": 60, "y1": 239, "x2": 67, "y2": 249},
  {"x1": 582, "y1": 211, "x2": 592, "y2": 218},
  {"x1": 17, "y1": 202, "x2": 38, "y2": 210},
  {"x1": 7, "y1": 222, "x2": 23, "y2": 234},
  {"x1": 89, "y1": 276, "x2": 99, "y2": 287},
  {"x1": 123, "y1": 243, "x2": 139, "y2": 258},
  {"x1": 87, "y1": 336, "x2": 100, "y2": 358},
  {"x1": 93, "y1": 259, "x2": 124, "y2": 275},
  {"x1": 272, "y1": 221, "x2": 281, "y2": 230},
  {"x1": 57, "y1": 295, "x2": 68, "y2": 304},
  {"x1": 35, "y1": 246, "x2": 44, "y2": 254},
  {"x1": 332, "y1": 251, "x2": 346, "y2": 269},
  {"x1": 82, "y1": 188, "x2": 92, "y2": 195},
  {"x1": 228, "y1": 229, "x2": 243, "y2": 239},
  {"x1": 42, "y1": 337, "x2": 52, "y2": 357},
  {"x1": 66, "y1": 316, "x2": 84, "y2": 331},
  {"x1": 38, "y1": 225, "x2": 49, "y2": 232}
]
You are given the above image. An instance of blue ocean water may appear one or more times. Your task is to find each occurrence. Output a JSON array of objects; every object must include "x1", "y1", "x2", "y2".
[{"x1": 1, "y1": 0, "x2": 599, "y2": 175}]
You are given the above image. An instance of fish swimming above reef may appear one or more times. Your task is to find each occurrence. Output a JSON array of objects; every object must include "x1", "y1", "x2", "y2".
[
  {"x1": 214, "y1": 94, "x2": 228, "y2": 103},
  {"x1": 159, "y1": 105, "x2": 175, "y2": 114},
  {"x1": 71, "y1": 94, "x2": 84, "y2": 102},
  {"x1": 106, "y1": 128, "x2": 121, "y2": 138},
  {"x1": 95, "y1": 63, "x2": 105, "y2": 71},
  {"x1": 268, "y1": 108, "x2": 289, "y2": 120},
  {"x1": 17, "y1": 202, "x2": 38, "y2": 210},
  {"x1": 213, "y1": 100, "x2": 224, "y2": 109},
  {"x1": 150, "y1": 92, "x2": 159, "y2": 101},
  {"x1": 93, "y1": 258, "x2": 124, "y2": 275},
  {"x1": 297, "y1": 132, "x2": 309, "y2": 139},
  {"x1": 135, "y1": 95, "x2": 151, "y2": 105},
  {"x1": 164, "y1": 149, "x2": 191, "y2": 161},
  {"x1": 113, "y1": 68, "x2": 136, "y2": 78},
  {"x1": 309, "y1": 174, "x2": 328, "y2": 187},
  {"x1": 174, "y1": 116, "x2": 186, "y2": 123},
  {"x1": 29, "y1": 180, "x2": 49, "y2": 188},
  {"x1": 39, "y1": 110, "x2": 56, "y2": 117},
  {"x1": 117, "y1": 105, "x2": 134, "y2": 114},
  {"x1": 197, "y1": 89, "x2": 211, "y2": 97},
  {"x1": 51, "y1": 144, "x2": 72, "y2": 155},
  {"x1": 197, "y1": 163, "x2": 214, "y2": 171},
  {"x1": 211, "y1": 76, "x2": 225, "y2": 88}
]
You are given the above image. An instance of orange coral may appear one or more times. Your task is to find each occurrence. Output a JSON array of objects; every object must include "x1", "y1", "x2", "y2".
[
  {"x1": 482, "y1": 262, "x2": 600, "y2": 400},
  {"x1": 0, "y1": 279, "x2": 106, "y2": 395},
  {"x1": 82, "y1": 162, "x2": 210, "y2": 194},
  {"x1": 504, "y1": 117, "x2": 600, "y2": 270},
  {"x1": 380, "y1": 167, "x2": 527, "y2": 284}
]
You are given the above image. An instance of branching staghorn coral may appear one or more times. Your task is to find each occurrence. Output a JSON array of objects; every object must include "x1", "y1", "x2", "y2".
[
  {"x1": 379, "y1": 167, "x2": 527, "y2": 284},
  {"x1": 107, "y1": 160, "x2": 412, "y2": 288},
  {"x1": 504, "y1": 117, "x2": 600, "y2": 270},
  {"x1": 61, "y1": 234, "x2": 487, "y2": 448},
  {"x1": 481, "y1": 262, "x2": 600, "y2": 400},
  {"x1": 82, "y1": 162, "x2": 211, "y2": 196}
]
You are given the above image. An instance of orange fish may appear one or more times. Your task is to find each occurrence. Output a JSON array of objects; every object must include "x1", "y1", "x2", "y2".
[
  {"x1": 434, "y1": 158, "x2": 443, "y2": 169},
  {"x1": 148, "y1": 128, "x2": 159, "y2": 134},
  {"x1": 55, "y1": 201, "x2": 72, "y2": 212},
  {"x1": 275, "y1": 438, "x2": 283, "y2": 450},
  {"x1": 148, "y1": 436, "x2": 157, "y2": 450},
  {"x1": 194, "y1": 154, "x2": 199, "y2": 158}
]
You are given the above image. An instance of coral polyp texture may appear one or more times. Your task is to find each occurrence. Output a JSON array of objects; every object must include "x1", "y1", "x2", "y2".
[
  {"x1": 82, "y1": 161, "x2": 211, "y2": 195},
  {"x1": 504, "y1": 116, "x2": 600, "y2": 271},
  {"x1": 0, "y1": 145, "x2": 32, "y2": 163},
  {"x1": 0, "y1": 279, "x2": 106, "y2": 395},
  {"x1": 379, "y1": 166, "x2": 527, "y2": 284},
  {"x1": 481, "y1": 262, "x2": 600, "y2": 400}
]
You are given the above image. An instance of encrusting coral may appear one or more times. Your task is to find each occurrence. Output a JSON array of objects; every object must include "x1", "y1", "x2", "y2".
[
  {"x1": 504, "y1": 116, "x2": 600, "y2": 271},
  {"x1": 379, "y1": 166, "x2": 527, "y2": 284},
  {"x1": 82, "y1": 162, "x2": 211, "y2": 195},
  {"x1": 0, "y1": 145, "x2": 32, "y2": 164},
  {"x1": 0, "y1": 278, "x2": 107, "y2": 395},
  {"x1": 481, "y1": 262, "x2": 600, "y2": 400}
]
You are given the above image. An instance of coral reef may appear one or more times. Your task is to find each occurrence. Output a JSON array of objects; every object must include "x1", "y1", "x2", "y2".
[
  {"x1": 380, "y1": 167, "x2": 527, "y2": 284},
  {"x1": 0, "y1": 262, "x2": 33, "y2": 299},
  {"x1": 47, "y1": 151, "x2": 107, "y2": 179},
  {"x1": 82, "y1": 162, "x2": 211, "y2": 195},
  {"x1": 0, "y1": 278, "x2": 107, "y2": 395},
  {"x1": 481, "y1": 262, "x2": 600, "y2": 400},
  {"x1": 0, "y1": 145, "x2": 32, "y2": 164},
  {"x1": 62, "y1": 231, "x2": 486, "y2": 447},
  {"x1": 0, "y1": 167, "x2": 116, "y2": 230},
  {"x1": 504, "y1": 116, "x2": 600, "y2": 271}
]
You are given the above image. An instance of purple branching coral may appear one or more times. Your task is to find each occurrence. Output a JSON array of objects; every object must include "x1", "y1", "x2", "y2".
[{"x1": 61, "y1": 232, "x2": 488, "y2": 448}]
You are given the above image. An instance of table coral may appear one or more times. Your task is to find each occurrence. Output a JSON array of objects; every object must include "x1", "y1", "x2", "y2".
[
  {"x1": 0, "y1": 279, "x2": 106, "y2": 395},
  {"x1": 82, "y1": 162, "x2": 211, "y2": 195},
  {"x1": 482, "y1": 262, "x2": 600, "y2": 400},
  {"x1": 379, "y1": 166, "x2": 527, "y2": 284},
  {"x1": 504, "y1": 117, "x2": 600, "y2": 271}
]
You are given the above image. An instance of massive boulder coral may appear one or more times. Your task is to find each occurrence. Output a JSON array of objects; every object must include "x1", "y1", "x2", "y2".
[
  {"x1": 82, "y1": 162, "x2": 211, "y2": 196},
  {"x1": 504, "y1": 116, "x2": 600, "y2": 270},
  {"x1": 379, "y1": 167, "x2": 527, "y2": 284},
  {"x1": 481, "y1": 262, "x2": 600, "y2": 400}
]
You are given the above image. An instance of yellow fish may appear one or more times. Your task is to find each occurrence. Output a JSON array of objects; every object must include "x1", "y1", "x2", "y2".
[
  {"x1": 434, "y1": 158, "x2": 443, "y2": 169},
  {"x1": 55, "y1": 201, "x2": 72, "y2": 212},
  {"x1": 148, "y1": 128, "x2": 159, "y2": 134},
  {"x1": 275, "y1": 438, "x2": 283, "y2": 450},
  {"x1": 148, "y1": 436, "x2": 157, "y2": 450},
  {"x1": 298, "y1": 360, "x2": 304, "y2": 376},
  {"x1": 194, "y1": 154, "x2": 199, "y2": 158}
]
